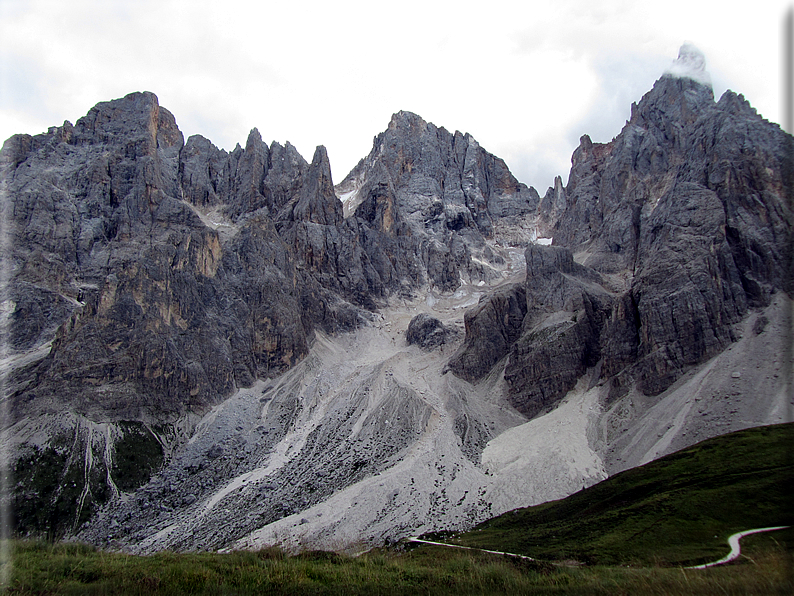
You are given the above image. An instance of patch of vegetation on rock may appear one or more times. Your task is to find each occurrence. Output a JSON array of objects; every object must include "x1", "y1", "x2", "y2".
[
  {"x1": 12, "y1": 434, "x2": 108, "y2": 538},
  {"x1": 111, "y1": 422, "x2": 164, "y2": 492}
]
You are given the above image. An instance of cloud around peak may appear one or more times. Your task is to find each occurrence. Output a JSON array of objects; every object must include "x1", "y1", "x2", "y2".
[{"x1": 663, "y1": 42, "x2": 712, "y2": 87}]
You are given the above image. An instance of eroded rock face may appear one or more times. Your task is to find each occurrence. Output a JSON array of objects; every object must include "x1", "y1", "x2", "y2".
[
  {"x1": 1, "y1": 94, "x2": 543, "y2": 538},
  {"x1": 2, "y1": 93, "x2": 317, "y2": 534},
  {"x1": 3, "y1": 68, "x2": 791, "y2": 545},
  {"x1": 453, "y1": 74, "x2": 793, "y2": 417},
  {"x1": 447, "y1": 284, "x2": 527, "y2": 381},
  {"x1": 4, "y1": 93, "x2": 312, "y2": 426},
  {"x1": 336, "y1": 111, "x2": 542, "y2": 293},
  {"x1": 273, "y1": 145, "x2": 384, "y2": 319},
  {"x1": 504, "y1": 245, "x2": 612, "y2": 417}
]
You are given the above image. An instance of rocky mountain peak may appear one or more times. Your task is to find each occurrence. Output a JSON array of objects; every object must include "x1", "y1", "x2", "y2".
[
  {"x1": 455, "y1": 43, "x2": 793, "y2": 421},
  {"x1": 329, "y1": 110, "x2": 546, "y2": 292},
  {"x1": 3, "y1": 48, "x2": 791, "y2": 552},
  {"x1": 309, "y1": 144, "x2": 332, "y2": 173},
  {"x1": 716, "y1": 90, "x2": 761, "y2": 119},
  {"x1": 663, "y1": 42, "x2": 712, "y2": 88},
  {"x1": 628, "y1": 74, "x2": 715, "y2": 137},
  {"x1": 74, "y1": 90, "x2": 184, "y2": 151},
  {"x1": 342, "y1": 111, "x2": 540, "y2": 235},
  {"x1": 291, "y1": 145, "x2": 341, "y2": 225},
  {"x1": 387, "y1": 110, "x2": 430, "y2": 133},
  {"x1": 245, "y1": 127, "x2": 264, "y2": 151}
]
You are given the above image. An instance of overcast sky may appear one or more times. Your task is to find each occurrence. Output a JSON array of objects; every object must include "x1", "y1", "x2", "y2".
[{"x1": 1, "y1": 0, "x2": 791, "y2": 192}]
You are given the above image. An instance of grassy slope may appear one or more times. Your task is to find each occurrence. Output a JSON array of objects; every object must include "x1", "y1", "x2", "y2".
[
  {"x1": 452, "y1": 422, "x2": 794, "y2": 566},
  {"x1": 6, "y1": 538, "x2": 792, "y2": 595}
]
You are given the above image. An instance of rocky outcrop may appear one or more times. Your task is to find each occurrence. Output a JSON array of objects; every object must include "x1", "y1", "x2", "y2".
[
  {"x1": 4, "y1": 93, "x2": 312, "y2": 426},
  {"x1": 452, "y1": 71, "x2": 793, "y2": 416},
  {"x1": 503, "y1": 245, "x2": 612, "y2": 417},
  {"x1": 336, "y1": 111, "x2": 543, "y2": 293},
  {"x1": 2, "y1": 93, "x2": 316, "y2": 535},
  {"x1": 537, "y1": 175, "x2": 567, "y2": 237},
  {"x1": 450, "y1": 243, "x2": 611, "y2": 417},
  {"x1": 179, "y1": 128, "x2": 309, "y2": 220},
  {"x1": 273, "y1": 145, "x2": 384, "y2": 319},
  {"x1": 405, "y1": 313, "x2": 449, "y2": 349},
  {"x1": 447, "y1": 284, "x2": 527, "y2": 381},
  {"x1": 580, "y1": 75, "x2": 792, "y2": 398}
]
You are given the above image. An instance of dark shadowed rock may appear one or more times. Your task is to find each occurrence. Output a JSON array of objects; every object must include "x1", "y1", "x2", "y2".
[
  {"x1": 503, "y1": 246, "x2": 612, "y2": 417},
  {"x1": 447, "y1": 284, "x2": 527, "y2": 381},
  {"x1": 406, "y1": 313, "x2": 448, "y2": 349}
]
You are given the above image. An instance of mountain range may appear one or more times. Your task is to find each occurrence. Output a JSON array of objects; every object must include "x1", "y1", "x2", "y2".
[{"x1": 1, "y1": 46, "x2": 791, "y2": 552}]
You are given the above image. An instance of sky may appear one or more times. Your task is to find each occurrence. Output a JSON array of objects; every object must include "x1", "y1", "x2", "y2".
[{"x1": 0, "y1": 0, "x2": 791, "y2": 192}]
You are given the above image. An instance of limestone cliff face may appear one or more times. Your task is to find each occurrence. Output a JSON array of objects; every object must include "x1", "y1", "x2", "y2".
[
  {"x1": 2, "y1": 69, "x2": 791, "y2": 543},
  {"x1": 274, "y1": 145, "x2": 386, "y2": 319},
  {"x1": 1, "y1": 94, "x2": 544, "y2": 537},
  {"x1": 336, "y1": 110, "x2": 542, "y2": 293},
  {"x1": 452, "y1": 74, "x2": 793, "y2": 417},
  {"x1": 562, "y1": 75, "x2": 792, "y2": 398},
  {"x1": 2, "y1": 93, "x2": 315, "y2": 534},
  {"x1": 180, "y1": 130, "x2": 387, "y2": 321},
  {"x1": 4, "y1": 92, "x2": 311, "y2": 426}
]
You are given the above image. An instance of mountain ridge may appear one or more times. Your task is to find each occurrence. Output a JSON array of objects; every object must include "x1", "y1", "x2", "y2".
[{"x1": 1, "y1": 51, "x2": 791, "y2": 550}]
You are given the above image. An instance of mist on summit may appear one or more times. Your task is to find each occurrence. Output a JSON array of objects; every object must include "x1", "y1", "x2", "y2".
[{"x1": 663, "y1": 42, "x2": 713, "y2": 87}]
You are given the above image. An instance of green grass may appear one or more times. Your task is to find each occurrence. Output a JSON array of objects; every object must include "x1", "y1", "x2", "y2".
[
  {"x1": 4, "y1": 538, "x2": 791, "y2": 595},
  {"x1": 452, "y1": 422, "x2": 794, "y2": 566}
]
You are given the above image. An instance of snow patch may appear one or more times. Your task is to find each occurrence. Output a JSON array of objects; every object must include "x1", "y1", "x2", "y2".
[
  {"x1": 182, "y1": 201, "x2": 239, "y2": 240},
  {"x1": 338, "y1": 188, "x2": 362, "y2": 218},
  {"x1": 335, "y1": 170, "x2": 367, "y2": 218}
]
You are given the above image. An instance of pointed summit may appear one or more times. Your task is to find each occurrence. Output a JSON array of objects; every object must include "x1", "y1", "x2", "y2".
[
  {"x1": 388, "y1": 110, "x2": 427, "y2": 128},
  {"x1": 626, "y1": 45, "x2": 716, "y2": 131},
  {"x1": 663, "y1": 42, "x2": 712, "y2": 88},
  {"x1": 292, "y1": 145, "x2": 342, "y2": 225}
]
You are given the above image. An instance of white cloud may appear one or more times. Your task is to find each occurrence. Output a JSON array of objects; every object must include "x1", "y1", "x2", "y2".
[
  {"x1": 1, "y1": 0, "x2": 790, "y2": 190},
  {"x1": 663, "y1": 42, "x2": 712, "y2": 87}
]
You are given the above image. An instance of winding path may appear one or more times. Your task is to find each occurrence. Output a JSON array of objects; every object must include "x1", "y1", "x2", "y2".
[
  {"x1": 409, "y1": 525, "x2": 791, "y2": 569},
  {"x1": 406, "y1": 537, "x2": 537, "y2": 561},
  {"x1": 685, "y1": 526, "x2": 789, "y2": 569}
]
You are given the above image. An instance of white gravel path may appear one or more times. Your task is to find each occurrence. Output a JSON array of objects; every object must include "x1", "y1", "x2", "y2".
[
  {"x1": 686, "y1": 526, "x2": 790, "y2": 569},
  {"x1": 406, "y1": 537, "x2": 538, "y2": 561}
]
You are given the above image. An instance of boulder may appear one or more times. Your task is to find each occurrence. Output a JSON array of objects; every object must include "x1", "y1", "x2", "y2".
[{"x1": 406, "y1": 313, "x2": 448, "y2": 349}]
